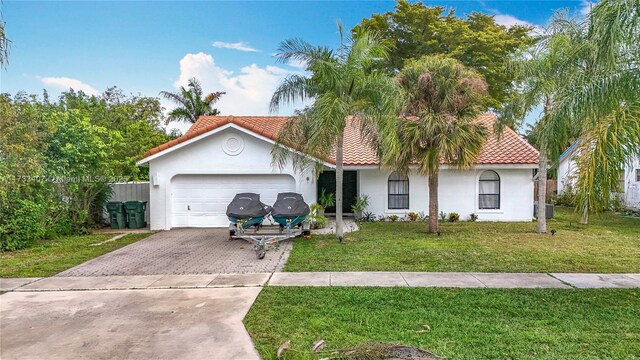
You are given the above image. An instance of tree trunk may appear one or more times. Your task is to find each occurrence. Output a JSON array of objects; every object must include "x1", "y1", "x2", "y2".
[
  {"x1": 335, "y1": 128, "x2": 344, "y2": 242},
  {"x1": 580, "y1": 206, "x2": 589, "y2": 225},
  {"x1": 537, "y1": 146, "x2": 548, "y2": 234},
  {"x1": 428, "y1": 171, "x2": 439, "y2": 234}
]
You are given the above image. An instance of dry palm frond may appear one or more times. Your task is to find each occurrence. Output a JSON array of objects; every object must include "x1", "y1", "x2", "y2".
[{"x1": 319, "y1": 343, "x2": 444, "y2": 360}]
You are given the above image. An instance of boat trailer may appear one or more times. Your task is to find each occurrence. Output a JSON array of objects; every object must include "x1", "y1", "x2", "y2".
[{"x1": 229, "y1": 219, "x2": 311, "y2": 259}]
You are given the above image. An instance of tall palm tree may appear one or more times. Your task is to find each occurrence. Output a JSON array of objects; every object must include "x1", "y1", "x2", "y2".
[
  {"x1": 385, "y1": 56, "x2": 489, "y2": 234},
  {"x1": 270, "y1": 25, "x2": 404, "y2": 241},
  {"x1": 545, "y1": 0, "x2": 640, "y2": 224},
  {"x1": 499, "y1": 14, "x2": 584, "y2": 232},
  {"x1": 1, "y1": 2, "x2": 10, "y2": 69},
  {"x1": 160, "y1": 78, "x2": 225, "y2": 124}
]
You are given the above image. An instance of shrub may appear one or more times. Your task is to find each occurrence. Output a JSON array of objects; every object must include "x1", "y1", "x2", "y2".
[
  {"x1": 318, "y1": 189, "x2": 336, "y2": 209},
  {"x1": 309, "y1": 203, "x2": 329, "y2": 229},
  {"x1": 351, "y1": 195, "x2": 370, "y2": 213},
  {"x1": 408, "y1": 212, "x2": 419, "y2": 221},
  {"x1": 448, "y1": 212, "x2": 460, "y2": 222},
  {"x1": 361, "y1": 211, "x2": 376, "y2": 223},
  {"x1": 439, "y1": 211, "x2": 447, "y2": 221},
  {"x1": 388, "y1": 214, "x2": 399, "y2": 222},
  {"x1": 469, "y1": 213, "x2": 479, "y2": 222},
  {"x1": 608, "y1": 194, "x2": 627, "y2": 212},
  {"x1": 0, "y1": 199, "x2": 47, "y2": 251},
  {"x1": 311, "y1": 215, "x2": 329, "y2": 229},
  {"x1": 553, "y1": 189, "x2": 577, "y2": 207},
  {"x1": 417, "y1": 211, "x2": 428, "y2": 222}
]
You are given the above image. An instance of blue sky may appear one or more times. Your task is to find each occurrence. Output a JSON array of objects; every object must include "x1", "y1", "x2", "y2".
[{"x1": 2, "y1": 1, "x2": 590, "y2": 132}]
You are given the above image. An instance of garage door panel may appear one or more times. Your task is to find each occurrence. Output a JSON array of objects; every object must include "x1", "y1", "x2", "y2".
[{"x1": 171, "y1": 174, "x2": 296, "y2": 228}]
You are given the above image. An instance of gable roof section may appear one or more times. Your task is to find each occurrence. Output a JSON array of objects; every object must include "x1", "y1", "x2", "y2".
[
  {"x1": 474, "y1": 114, "x2": 540, "y2": 165},
  {"x1": 559, "y1": 140, "x2": 580, "y2": 162},
  {"x1": 140, "y1": 114, "x2": 539, "y2": 166}
]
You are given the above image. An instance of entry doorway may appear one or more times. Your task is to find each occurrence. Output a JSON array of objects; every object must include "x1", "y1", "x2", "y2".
[{"x1": 317, "y1": 170, "x2": 358, "y2": 214}]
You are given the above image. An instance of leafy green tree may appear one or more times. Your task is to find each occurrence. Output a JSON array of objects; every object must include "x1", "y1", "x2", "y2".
[
  {"x1": 0, "y1": 87, "x2": 173, "y2": 248},
  {"x1": 544, "y1": 0, "x2": 640, "y2": 224},
  {"x1": 353, "y1": 0, "x2": 533, "y2": 109},
  {"x1": 270, "y1": 26, "x2": 404, "y2": 241},
  {"x1": 59, "y1": 88, "x2": 170, "y2": 180},
  {"x1": 44, "y1": 110, "x2": 121, "y2": 232},
  {"x1": 384, "y1": 56, "x2": 489, "y2": 234},
  {"x1": 160, "y1": 78, "x2": 225, "y2": 124}
]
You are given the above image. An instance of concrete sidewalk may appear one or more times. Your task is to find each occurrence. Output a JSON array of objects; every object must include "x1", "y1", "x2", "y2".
[
  {"x1": 269, "y1": 272, "x2": 640, "y2": 289},
  {"x1": 3, "y1": 272, "x2": 640, "y2": 291},
  {"x1": 1, "y1": 273, "x2": 272, "y2": 292}
]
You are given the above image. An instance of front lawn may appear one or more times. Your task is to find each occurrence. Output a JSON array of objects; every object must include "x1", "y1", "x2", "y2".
[
  {"x1": 0, "y1": 233, "x2": 152, "y2": 278},
  {"x1": 286, "y1": 208, "x2": 640, "y2": 273},
  {"x1": 245, "y1": 287, "x2": 640, "y2": 360}
]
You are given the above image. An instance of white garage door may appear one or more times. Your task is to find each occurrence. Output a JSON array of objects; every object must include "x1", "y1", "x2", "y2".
[{"x1": 171, "y1": 174, "x2": 296, "y2": 228}]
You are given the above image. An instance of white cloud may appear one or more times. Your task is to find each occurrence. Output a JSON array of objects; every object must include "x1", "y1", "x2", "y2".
[
  {"x1": 287, "y1": 59, "x2": 307, "y2": 70},
  {"x1": 493, "y1": 14, "x2": 543, "y2": 34},
  {"x1": 212, "y1": 41, "x2": 259, "y2": 52},
  {"x1": 39, "y1": 76, "x2": 99, "y2": 96},
  {"x1": 580, "y1": 0, "x2": 597, "y2": 16},
  {"x1": 172, "y1": 52, "x2": 298, "y2": 116}
]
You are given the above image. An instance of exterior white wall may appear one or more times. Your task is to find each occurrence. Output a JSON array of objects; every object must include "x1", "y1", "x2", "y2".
[
  {"x1": 624, "y1": 157, "x2": 640, "y2": 209},
  {"x1": 358, "y1": 167, "x2": 535, "y2": 222},
  {"x1": 557, "y1": 155, "x2": 578, "y2": 194},
  {"x1": 147, "y1": 127, "x2": 316, "y2": 230},
  {"x1": 558, "y1": 150, "x2": 640, "y2": 209}
]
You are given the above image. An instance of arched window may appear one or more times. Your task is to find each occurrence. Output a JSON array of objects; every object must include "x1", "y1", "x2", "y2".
[
  {"x1": 388, "y1": 172, "x2": 409, "y2": 209},
  {"x1": 479, "y1": 170, "x2": 500, "y2": 209}
]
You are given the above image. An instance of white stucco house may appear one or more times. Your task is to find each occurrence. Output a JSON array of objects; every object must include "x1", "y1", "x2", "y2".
[
  {"x1": 137, "y1": 114, "x2": 540, "y2": 230},
  {"x1": 557, "y1": 142, "x2": 640, "y2": 209}
]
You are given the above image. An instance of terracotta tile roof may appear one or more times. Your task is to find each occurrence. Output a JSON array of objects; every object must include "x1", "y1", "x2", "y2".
[
  {"x1": 142, "y1": 114, "x2": 539, "y2": 165},
  {"x1": 474, "y1": 113, "x2": 540, "y2": 165}
]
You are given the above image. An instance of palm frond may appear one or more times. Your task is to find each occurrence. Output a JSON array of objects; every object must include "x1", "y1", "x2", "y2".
[{"x1": 270, "y1": 74, "x2": 312, "y2": 113}]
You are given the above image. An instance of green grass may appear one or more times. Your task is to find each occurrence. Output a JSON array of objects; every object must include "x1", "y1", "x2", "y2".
[
  {"x1": 245, "y1": 287, "x2": 640, "y2": 360},
  {"x1": 286, "y1": 208, "x2": 640, "y2": 273},
  {"x1": 0, "y1": 233, "x2": 152, "y2": 277}
]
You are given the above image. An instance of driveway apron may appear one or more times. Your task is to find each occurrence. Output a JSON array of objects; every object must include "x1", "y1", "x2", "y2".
[
  {"x1": 1, "y1": 287, "x2": 262, "y2": 360},
  {"x1": 58, "y1": 228, "x2": 292, "y2": 276}
]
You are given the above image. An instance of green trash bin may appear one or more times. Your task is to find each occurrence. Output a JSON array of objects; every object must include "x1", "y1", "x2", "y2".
[
  {"x1": 124, "y1": 201, "x2": 147, "y2": 229},
  {"x1": 105, "y1": 202, "x2": 126, "y2": 229}
]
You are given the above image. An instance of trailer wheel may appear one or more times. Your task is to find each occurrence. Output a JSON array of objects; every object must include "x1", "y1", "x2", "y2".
[{"x1": 255, "y1": 240, "x2": 266, "y2": 259}]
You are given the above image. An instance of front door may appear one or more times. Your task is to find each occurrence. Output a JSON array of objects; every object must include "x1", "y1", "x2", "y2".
[{"x1": 317, "y1": 170, "x2": 358, "y2": 214}]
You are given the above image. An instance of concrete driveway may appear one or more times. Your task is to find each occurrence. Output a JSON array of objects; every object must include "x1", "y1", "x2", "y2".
[
  {"x1": 0, "y1": 287, "x2": 261, "y2": 360},
  {"x1": 58, "y1": 228, "x2": 292, "y2": 276}
]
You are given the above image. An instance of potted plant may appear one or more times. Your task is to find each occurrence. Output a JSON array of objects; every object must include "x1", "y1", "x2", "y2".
[
  {"x1": 351, "y1": 195, "x2": 370, "y2": 220},
  {"x1": 317, "y1": 189, "x2": 335, "y2": 216}
]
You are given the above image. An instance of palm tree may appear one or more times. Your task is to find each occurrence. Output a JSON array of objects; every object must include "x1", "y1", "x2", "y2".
[
  {"x1": 499, "y1": 14, "x2": 584, "y2": 232},
  {"x1": 1, "y1": 3, "x2": 10, "y2": 68},
  {"x1": 384, "y1": 56, "x2": 489, "y2": 234},
  {"x1": 545, "y1": 0, "x2": 640, "y2": 224},
  {"x1": 160, "y1": 78, "x2": 225, "y2": 124},
  {"x1": 270, "y1": 25, "x2": 404, "y2": 241}
]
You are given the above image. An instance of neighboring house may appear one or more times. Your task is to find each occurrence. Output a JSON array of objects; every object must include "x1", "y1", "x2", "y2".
[
  {"x1": 137, "y1": 114, "x2": 539, "y2": 230},
  {"x1": 557, "y1": 141, "x2": 640, "y2": 209}
]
